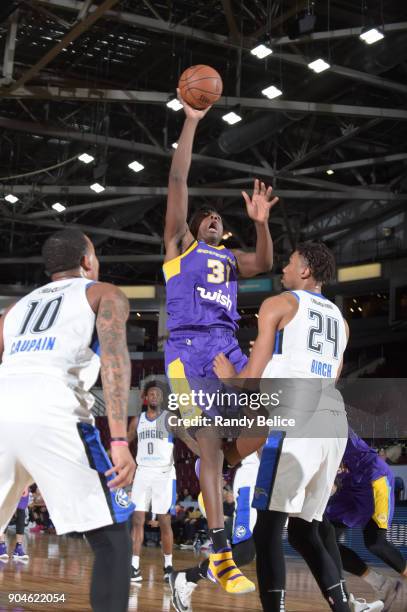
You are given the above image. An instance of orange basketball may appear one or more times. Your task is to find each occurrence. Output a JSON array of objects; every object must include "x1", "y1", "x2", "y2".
[{"x1": 178, "y1": 65, "x2": 223, "y2": 110}]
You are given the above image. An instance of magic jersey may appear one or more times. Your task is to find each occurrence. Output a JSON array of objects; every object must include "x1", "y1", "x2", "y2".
[
  {"x1": 263, "y1": 290, "x2": 347, "y2": 379},
  {"x1": 163, "y1": 240, "x2": 240, "y2": 331},
  {"x1": 136, "y1": 411, "x2": 174, "y2": 468},
  {"x1": 0, "y1": 278, "x2": 100, "y2": 402}
]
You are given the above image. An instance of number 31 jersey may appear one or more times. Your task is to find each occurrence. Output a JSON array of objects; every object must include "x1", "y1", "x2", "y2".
[
  {"x1": 163, "y1": 240, "x2": 240, "y2": 331},
  {"x1": 263, "y1": 290, "x2": 347, "y2": 379},
  {"x1": 0, "y1": 278, "x2": 100, "y2": 392}
]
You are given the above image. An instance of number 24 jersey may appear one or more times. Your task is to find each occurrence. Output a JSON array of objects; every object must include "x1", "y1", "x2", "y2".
[{"x1": 263, "y1": 290, "x2": 347, "y2": 379}]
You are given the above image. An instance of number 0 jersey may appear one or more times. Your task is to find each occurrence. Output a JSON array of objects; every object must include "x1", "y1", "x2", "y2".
[
  {"x1": 262, "y1": 290, "x2": 347, "y2": 379},
  {"x1": 163, "y1": 240, "x2": 240, "y2": 331},
  {"x1": 136, "y1": 411, "x2": 174, "y2": 468},
  {"x1": 0, "y1": 278, "x2": 100, "y2": 394}
]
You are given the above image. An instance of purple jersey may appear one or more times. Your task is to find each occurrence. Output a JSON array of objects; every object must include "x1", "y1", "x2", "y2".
[{"x1": 163, "y1": 240, "x2": 240, "y2": 332}]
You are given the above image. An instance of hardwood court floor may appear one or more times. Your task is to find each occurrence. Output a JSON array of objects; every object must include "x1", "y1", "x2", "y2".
[{"x1": 0, "y1": 534, "x2": 406, "y2": 611}]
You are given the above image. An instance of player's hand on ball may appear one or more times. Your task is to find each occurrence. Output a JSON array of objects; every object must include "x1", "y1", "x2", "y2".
[
  {"x1": 106, "y1": 446, "x2": 136, "y2": 490},
  {"x1": 177, "y1": 88, "x2": 212, "y2": 121},
  {"x1": 242, "y1": 179, "x2": 279, "y2": 224},
  {"x1": 213, "y1": 352, "x2": 237, "y2": 380}
]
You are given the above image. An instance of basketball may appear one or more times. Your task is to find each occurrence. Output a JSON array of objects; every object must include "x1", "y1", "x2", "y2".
[{"x1": 178, "y1": 64, "x2": 223, "y2": 110}]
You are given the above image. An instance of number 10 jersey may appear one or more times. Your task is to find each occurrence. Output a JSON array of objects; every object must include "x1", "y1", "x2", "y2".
[
  {"x1": 263, "y1": 290, "x2": 347, "y2": 379},
  {"x1": 0, "y1": 278, "x2": 100, "y2": 393}
]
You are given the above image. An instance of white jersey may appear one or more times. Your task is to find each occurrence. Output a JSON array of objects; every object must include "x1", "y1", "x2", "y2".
[
  {"x1": 0, "y1": 278, "x2": 100, "y2": 414},
  {"x1": 263, "y1": 290, "x2": 347, "y2": 379},
  {"x1": 136, "y1": 411, "x2": 174, "y2": 468}
]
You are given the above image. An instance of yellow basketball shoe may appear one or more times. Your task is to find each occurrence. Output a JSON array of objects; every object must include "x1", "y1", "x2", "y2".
[{"x1": 208, "y1": 548, "x2": 255, "y2": 594}]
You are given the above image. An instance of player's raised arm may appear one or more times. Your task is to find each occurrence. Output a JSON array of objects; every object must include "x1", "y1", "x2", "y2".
[
  {"x1": 233, "y1": 179, "x2": 279, "y2": 278},
  {"x1": 93, "y1": 285, "x2": 135, "y2": 489},
  {"x1": 164, "y1": 91, "x2": 211, "y2": 261}
]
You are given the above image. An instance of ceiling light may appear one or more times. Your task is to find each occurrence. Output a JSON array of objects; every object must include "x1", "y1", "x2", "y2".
[
  {"x1": 78, "y1": 153, "x2": 94, "y2": 164},
  {"x1": 90, "y1": 182, "x2": 105, "y2": 193},
  {"x1": 136, "y1": 312, "x2": 141, "y2": 317},
  {"x1": 52, "y1": 202, "x2": 66, "y2": 213},
  {"x1": 222, "y1": 111, "x2": 242, "y2": 125},
  {"x1": 128, "y1": 161, "x2": 144, "y2": 173},
  {"x1": 359, "y1": 28, "x2": 384, "y2": 45},
  {"x1": 172, "y1": 142, "x2": 178, "y2": 149},
  {"x1": 4, "y1": 194, "x2": 18, "y2": 203},
  {"x1": 308, "y1": 58, "x2": 330, "y2": 73},
  {"x1": 166, "y1": 98, "x2": 183, "y2": 111},
  {"x1": 326, "y1": 169, "x2": 334, "y2": 175},
  {"x1": 261, "y1": 85, "x2": 283, "y2": 100},
  {"x1": 250, "y1": 44, "x2": 273, "y2": 59}
]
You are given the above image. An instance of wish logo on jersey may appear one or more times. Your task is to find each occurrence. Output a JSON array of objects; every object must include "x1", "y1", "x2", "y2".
[{"x1": 196, "y1": 287, "x2": 232, "y2": 311}]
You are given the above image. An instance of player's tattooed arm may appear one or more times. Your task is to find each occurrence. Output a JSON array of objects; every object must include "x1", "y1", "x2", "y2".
[{"x1": 96, "y1": 287, "x2": 131, "y2": 438}]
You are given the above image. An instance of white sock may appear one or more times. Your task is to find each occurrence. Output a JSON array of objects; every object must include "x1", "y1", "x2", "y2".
[
  {"x1": 164, "y1": 554, "x2": 173, "y2": 568},
  {"x1": 132, "y1": 555, "x2": 140, "y2": 570},
  {"x1": 363, "y1": 569, "x2": 386, "y2": 591}
]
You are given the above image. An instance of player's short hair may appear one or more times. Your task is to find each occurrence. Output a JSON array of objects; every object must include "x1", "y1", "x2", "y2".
[
  {"x1": 142, "y1": 380, "x2": 167, "y2": 396},
  {"x1": 42, "y1": 229, "x2": 89, "y2": 275},
  {"x1": 296, "y1": 241, "x2": 336, "y2": 284},
  {"x1": 189, "y1": 207, "x2": 221, "y2": 239}
]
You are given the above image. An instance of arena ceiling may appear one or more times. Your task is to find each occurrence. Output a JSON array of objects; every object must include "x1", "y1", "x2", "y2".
[{"x1": 0, "y1": 0, "x2": 406, "y2": 286}]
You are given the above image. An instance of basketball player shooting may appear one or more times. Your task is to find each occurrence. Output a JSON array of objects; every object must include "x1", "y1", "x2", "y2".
[
  {"x1": 163, "y1": 91, "x2": 278, "y2": 595},
  {"x1": 0, "y1": 229, "x2": 136, "y2": 612}
]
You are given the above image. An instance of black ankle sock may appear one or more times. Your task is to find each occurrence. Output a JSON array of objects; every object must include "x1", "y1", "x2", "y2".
[
  {"x1": 324, "y1": 582, "x2": 349, "y2": 612},
  {"x1": 209, "y1": 528, "x2": 228, "y2": 553},
  {"x1": 259, "y1": 589, "x2": 285, "y2": 612}
]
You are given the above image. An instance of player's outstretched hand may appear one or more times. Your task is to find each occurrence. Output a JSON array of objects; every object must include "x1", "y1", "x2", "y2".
[
  {"x1": 242, "y1": 179, "x2": 279, "y2": 224},
  {"x1": 213, "y1": 352, "x2": 237, "y2": 380},
  {"x1": 177, "y1": 88, "x2": 212, "y2": 121},
  {"x1": 106, "y1": 446, "x2": 136, "y2": 490}
]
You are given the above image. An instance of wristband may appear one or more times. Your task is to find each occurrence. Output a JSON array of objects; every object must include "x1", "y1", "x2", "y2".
[
  {"x1": 111, "y1": 440, "x2": 129, "y2": 447},
  {"x1": 111, "y1": 437, "x2": 127, "y2": 442}
]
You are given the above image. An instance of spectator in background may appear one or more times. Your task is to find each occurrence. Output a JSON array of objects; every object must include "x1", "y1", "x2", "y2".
[
  {"x1": 180, "y1": 488, "x2": 193, "y2": 503},
  {"x1": 385, "y1": 444, "x2": 402, "y2": 465},
  {"x1": 180, "y1": 507, "x2": 205, "y2": 548}
]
